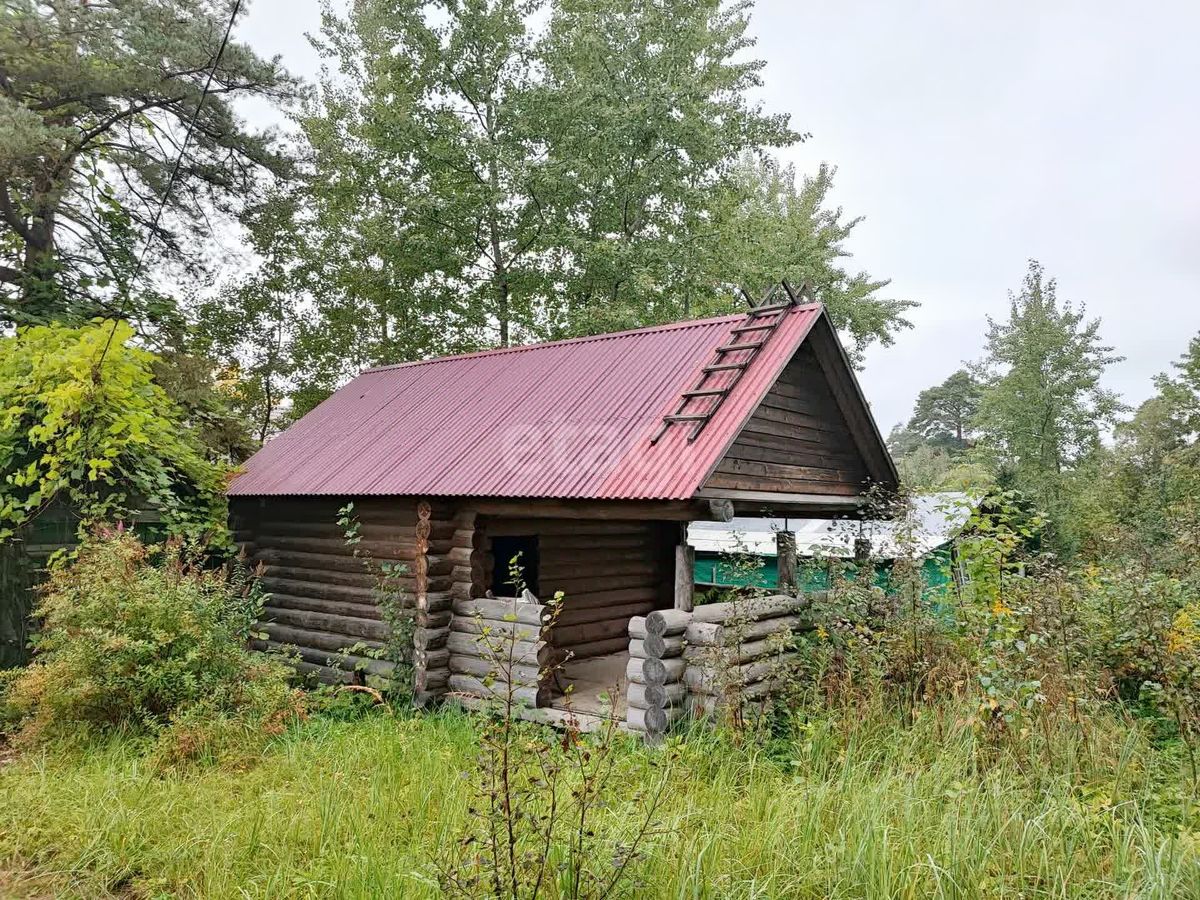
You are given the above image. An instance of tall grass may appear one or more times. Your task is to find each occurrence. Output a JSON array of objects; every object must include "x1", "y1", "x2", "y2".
[{"x1": 1, "y1": 703, "x2": 1198, "y2": 898}]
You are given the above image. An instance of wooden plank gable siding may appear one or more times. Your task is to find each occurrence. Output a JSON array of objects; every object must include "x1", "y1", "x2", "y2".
[{"x1": 704, "y1": 342, "x2": 870, "y2": 497}]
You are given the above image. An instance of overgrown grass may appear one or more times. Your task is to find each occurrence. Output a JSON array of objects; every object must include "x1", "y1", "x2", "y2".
[{"x1": 1, "y1": 703, "x2": 1198, "y2": 898}]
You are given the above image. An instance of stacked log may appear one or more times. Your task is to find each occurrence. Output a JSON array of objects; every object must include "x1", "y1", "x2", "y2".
[
  {"x1": 625, "y1": 612, "x2": 687, "y2": 740},
  {"x1": 415, "y1": 504, "x2": 473, "y2": 704},
  {"x1": 446, "y1": 593, "x2": 555, "y2": 708},
  {"x1": 236, "y1": 497, "x2": 424, "y2": 686},
  {"x1": 681, "y1": 594, "x2": 814, "y2": 717},
  {"x1": 487, "y1": 518, "x2": 676, "y2": 660}
]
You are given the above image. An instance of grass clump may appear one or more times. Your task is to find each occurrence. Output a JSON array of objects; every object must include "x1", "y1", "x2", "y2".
[{"x1": 0, "y1": 530, "x2": 302, "y2": 766}]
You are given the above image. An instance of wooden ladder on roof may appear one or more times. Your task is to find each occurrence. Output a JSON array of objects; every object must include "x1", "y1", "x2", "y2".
[{"x1": 650, "y1": 280, "x2": 813, "y2": 445}]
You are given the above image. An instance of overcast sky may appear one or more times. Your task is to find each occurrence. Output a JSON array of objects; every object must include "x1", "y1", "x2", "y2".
[{"x1": 236, "y1": 0, "x2": 1200, "y2": 430}]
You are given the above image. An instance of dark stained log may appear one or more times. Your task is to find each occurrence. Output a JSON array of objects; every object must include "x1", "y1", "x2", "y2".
[
  {"x1": 469, "y1": 499, "x2": 729, "y2": 522},
  {"x1": 415, "y1": 609, "x2": 452, "y2": 629},
  {"x1": 712, "y1": 458, "x2": 864, "y2": 486},
  {"x1": 261, "y1": 593, "x2": 382, "y2": 621},
  {"x1": 413, "y1": 647, "x2": 450, "y2": 669},
  {"x1": 252, "y1": 520, "x2": 416, "y2": 541},
  {"x1": 483, "y1": 517, "x2": 653, "y2": 537},
  {"x1": 260, "y1": 622, "x2": 385, "y2": 655},
  {"x1": 260, "y1": 564, "x2": 375, "y2": 589},
  {"x1": 695, "y1": 488, "x2": 865, "y2": 515},
  {"x1": 423, "y1": 591, "x2": 453, "y2": 613},
  {"x1": 723, "y1": 441, "x2": 862, "y2": 471},
  {"x1": 252, "y1": 535, "x2": 418, "y2": 558},
  {"x1": 417, "y1": 669, "x2": 450, "y2": 692},
  {"x1": 291, "y1": 660, "x2": 356, "y2": 685},
  {"x1": 259, "y1": 577, "x2": 381, "y2": 607},
  {"x1": 543, "y1": 587, "x2": 658, "y2": 610},
  {"x1": 255, "y1": 549, "x2": 380, "y2": 575},
  {"x1": 704, "y1": 471, "x2": 862, "y2": 496},
  {"x1": 260, "y1": 605, "x2": 388, "y2": 641},
  {"x1": 776, "y1": 531, "x2": 797, "y2": 593},
  {"x1": 548, "y1": 617, "x2": 632, "y2": 646},
  {"x1": 545, "y1": 572, "x2": 664, "y2": 593},
  {"x1": 541, "y1": 560, "x2": 661, "y2": 582},
  {"x1": 251, "y1": 639, "x2": 399, "y2": 677},
  {"x1": 413, "y1": 626, "x2": 450, "y2": 650},
  {"x1": 553, "y1": 600, "x2": 656, "y2": 628},
  {"x1": 537, "y1": 535, "x2": 663, "y2": 551}
]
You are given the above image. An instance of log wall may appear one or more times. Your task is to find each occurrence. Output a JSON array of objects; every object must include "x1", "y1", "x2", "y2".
[
  {"x1": 446, "y1": 594, "x2": 555, "y2": 707},
  {"x1": 621, "y1": 594, "x2": 818, "y2": 739},
  {"x1": 482, "y1": 517, "x2": 676, "y2": 660},
  {"x1": 624, "y1": 615, "x2": 686, "y2": 740},
  {"x1": 231, "y1": 496, "x2": 456, "y2": 692}
]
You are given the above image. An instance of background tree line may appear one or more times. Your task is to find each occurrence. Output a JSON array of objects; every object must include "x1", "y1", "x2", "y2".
[
  {"x1": 5, "y1": 0, "x2": 1195, "y2": 577},
  {"x1": 2, "y1": 0, "x2": 913, "y2": 452},
  {"x1": 889, "y1": 258, "x2": 1197, "y2": 566}
]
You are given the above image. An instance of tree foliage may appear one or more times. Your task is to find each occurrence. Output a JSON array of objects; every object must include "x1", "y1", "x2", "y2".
[
  {"x1": 212, "y1": 0, "x2": 910, "y2": 405},
  {"x1": 0, "y1": 321, "x2": 227, "y2": 541},
  {"x1": 0, "y1": 0, "x2": 297, "y2": 326},
  {"x1": 907, "y1": 369, "x2": 981, "y2": 450},
  {"x1": 972, "y1": 260, "x2": 1124, "y2": 529},
  {"x1": 1072, "y1": 334, "x2": 1200, "y2": 573}
]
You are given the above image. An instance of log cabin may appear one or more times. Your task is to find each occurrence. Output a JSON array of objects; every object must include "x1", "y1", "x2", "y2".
[{"x1": 227, "y1": 291, "x2": 898, "y2": 723}]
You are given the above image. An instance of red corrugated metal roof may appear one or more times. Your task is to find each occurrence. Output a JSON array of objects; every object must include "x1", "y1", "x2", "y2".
[{"x1": 227, "y1": 305, "x2": 824, "y2": 500}]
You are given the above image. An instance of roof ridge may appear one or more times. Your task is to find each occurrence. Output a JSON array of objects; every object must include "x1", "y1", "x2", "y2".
[{"x1": 362, "y1": 305, "x2": 822, "y2": 374}]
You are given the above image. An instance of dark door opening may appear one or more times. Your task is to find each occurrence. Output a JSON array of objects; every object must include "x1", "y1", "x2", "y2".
[{"x1": 491, "y1": 535, "x2": 540, "y2": 597}]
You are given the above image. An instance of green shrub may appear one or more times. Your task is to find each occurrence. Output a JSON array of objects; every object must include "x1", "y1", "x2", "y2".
[{"x1": 0, "y1": 529, "x2": 302, "y2": 764}]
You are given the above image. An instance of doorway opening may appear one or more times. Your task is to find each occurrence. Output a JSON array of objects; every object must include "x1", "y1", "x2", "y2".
[{"x1": 490, "y1": 534, "x2": 539, "y2": 597}]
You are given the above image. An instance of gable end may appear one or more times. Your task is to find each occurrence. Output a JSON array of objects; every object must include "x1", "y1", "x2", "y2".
[{"x1": 701, "y1": 314, "x2": 897, "y2": 502}]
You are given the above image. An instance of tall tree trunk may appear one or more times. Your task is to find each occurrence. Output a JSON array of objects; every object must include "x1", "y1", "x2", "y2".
[{"x1": 485, "y1": 101, "x2": 509, "y2": 346}]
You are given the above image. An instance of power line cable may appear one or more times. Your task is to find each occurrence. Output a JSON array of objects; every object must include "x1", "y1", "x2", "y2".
[{"x1": 93, "y1": 0, "x2": 244, "y2": 373}]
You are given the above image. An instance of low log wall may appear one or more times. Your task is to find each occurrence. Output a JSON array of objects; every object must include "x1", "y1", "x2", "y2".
[
  {"x1": 446, "y1": 592, "x2": 556, "y2": 707},
  {"x1": 623, "y1": 593, "x2": 818, "y2": 740}
]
